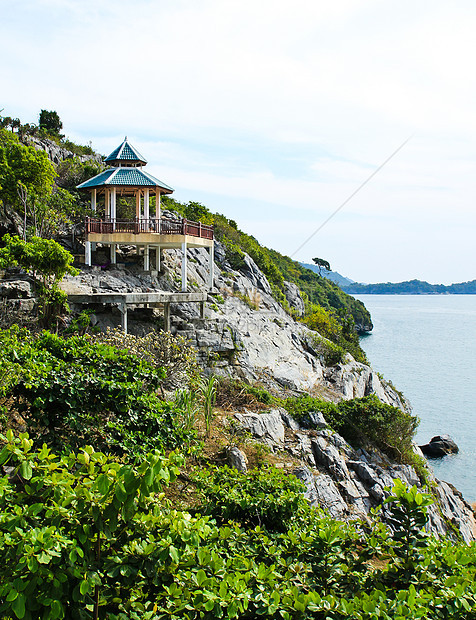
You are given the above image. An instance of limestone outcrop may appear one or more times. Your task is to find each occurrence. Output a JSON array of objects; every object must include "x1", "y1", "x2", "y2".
[
  {"x1": 232, "y1": 407, "x2": 476, "y2": 543},
  {"x1": 56, "y1": 239, "x2": 475, "y2": 541}
]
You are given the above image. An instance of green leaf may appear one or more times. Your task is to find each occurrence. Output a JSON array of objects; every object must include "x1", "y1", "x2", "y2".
[
  {"x1": 80, "y1": 579, "x2": 91, "y2": 595},
  {"x1": 96, "y1": 473, "x2": 110, "y2": 495},
  {"x1": 12, "y1": 593, "x2": 26, "y2": 619},
  {"x1": 20, "y1": 460, "x2": 32, "y2": 480}
]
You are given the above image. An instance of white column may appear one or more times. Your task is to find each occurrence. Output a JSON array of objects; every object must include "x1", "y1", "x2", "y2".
[
  {"x1": 155, "y1": 247, "x2": 161, "y2": 271},
  {"x1": 208, "y1": 244, "x2": 214, "y2": 290},
  {"x1": 111, "y1": 243, "x2": 117, "y2": 264},
  {"x1": 85, "y1": 241, "x2": 92, "y2": 266},
  {"x1": 144, "y1": 245, "x2": 150, "y2": 271},
  {"x1": 144, "y1": 188, "x2": 150, "y2": 221},
  {"x1": 105, "y1": 189, "x2": 110, "y2": 217},
  {"x1": 135, "y1": 191, "x2": 141, "y2": 219},
  {"x1": 181, "y1": 241, "x2": 187, "y2": 292},
  {"x1": 119, "y1": 302, "x2": 128, "y2": 334},
  {"x1": 111, "y1": 187, "x2": 116, "y2": 218},
  {"x1": 163, "y1": 303, "x2": 170, "y2": 332},
  {"x1": 159, "y1": 187, "x2": 162, "y2": 235},
  {"x1": 90, "y1": 191, "x2": 97, "y2": 252}
]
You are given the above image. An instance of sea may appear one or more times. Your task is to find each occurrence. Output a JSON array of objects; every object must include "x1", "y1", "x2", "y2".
[{"x1": 355, "y1": 294, "x2": 476, "y2": 504}]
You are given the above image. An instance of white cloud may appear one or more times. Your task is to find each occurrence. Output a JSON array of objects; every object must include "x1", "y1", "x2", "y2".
[{"x1": 2, "y1": 0, "x2": 476, "y2": 283}]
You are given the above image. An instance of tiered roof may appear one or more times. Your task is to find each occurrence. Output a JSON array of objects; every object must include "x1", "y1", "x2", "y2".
[{"x1": 77, "y1": 138, "x2": 174, "y2": 193}]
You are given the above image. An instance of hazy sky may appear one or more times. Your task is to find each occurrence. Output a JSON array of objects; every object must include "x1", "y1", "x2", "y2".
[{"x1": 2, "y1": 0, "x2": 476, "y2": 284}]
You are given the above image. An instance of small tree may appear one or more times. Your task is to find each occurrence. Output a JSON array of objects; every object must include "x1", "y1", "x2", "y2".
[
  {"x1": 312, "y1": 257, "x2": 331, "y2": 276},
  {"x1": 38, "y1": 109, "x2": 63, "y2": 137},
  {"x1": 0, "y1": 235, "x2": 79, "y2": 325}
]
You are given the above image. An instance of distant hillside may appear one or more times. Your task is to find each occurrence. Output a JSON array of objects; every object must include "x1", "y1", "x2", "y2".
[
  {"x1": 300, "y1": 263, "x2": 355, "y2": 286},
  {"x1": 341, "y1": 279, "x2": 476, "y2": 295}
]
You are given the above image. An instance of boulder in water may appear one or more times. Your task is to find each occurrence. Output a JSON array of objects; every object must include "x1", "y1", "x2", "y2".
[{"x1": 419, "y1": 435, "x2": 459, "y2": 458}]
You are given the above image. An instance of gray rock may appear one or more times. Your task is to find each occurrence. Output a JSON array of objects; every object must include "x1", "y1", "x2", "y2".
[
  {"x1": 313, "y1": 474, "x2": 349, "y2": 517},
  {"x1": 283, "y1": 281, "x2": 305, "y2": 317},
  {"x1": 280, "y1": 411, "x2": 302, "y2": 431},
  {"x1": 227, "y1": 447, "x2": 248, "y2": 472},
  {"x1": 0, "y1": 279, "x2": 33, "y2": 299},
  {"x1": 420, "y1": 435, "x2": 459, "y2": 458},
  {"x1": 311, "y1": 437, "x2": 350, "y2": 480},
  {"x1": 234, "y1": 409, "x2": 285, "y2": 447}
]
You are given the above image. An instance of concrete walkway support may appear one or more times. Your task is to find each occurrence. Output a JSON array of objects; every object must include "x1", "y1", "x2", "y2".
[{"x1": 68, "y1": 291, "x2": 208, "y2": 334}]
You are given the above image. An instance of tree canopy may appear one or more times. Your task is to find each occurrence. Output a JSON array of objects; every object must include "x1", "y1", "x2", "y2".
[{"x1": 38, "y1": 109, "x2": 63, "y2": 136}]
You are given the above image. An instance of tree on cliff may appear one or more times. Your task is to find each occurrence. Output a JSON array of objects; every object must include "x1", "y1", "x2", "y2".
[
  {"x1": 312, "y1": 256, "x2": 331, "y2": 276},
  {"x1": 38, "y1": 109, "x2": 63, "y2": 137}
]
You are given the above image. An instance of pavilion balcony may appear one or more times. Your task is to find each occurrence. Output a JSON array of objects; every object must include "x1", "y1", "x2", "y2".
[{"x1": 85, "y1": 217, "x2": 214, "y2": 240}]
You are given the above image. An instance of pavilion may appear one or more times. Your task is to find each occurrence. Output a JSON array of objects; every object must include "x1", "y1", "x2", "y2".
[{"x1": 77, "y1": 138, "x2": 214, "y2": 291}]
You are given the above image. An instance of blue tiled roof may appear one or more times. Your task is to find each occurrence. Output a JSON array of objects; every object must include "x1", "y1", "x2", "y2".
[
  {"x1": 105, "y1": 138, "x2": 147, "y2": 165},
  {"x1": 77, "y1": 168, "x2": 174, "y2": 192}
]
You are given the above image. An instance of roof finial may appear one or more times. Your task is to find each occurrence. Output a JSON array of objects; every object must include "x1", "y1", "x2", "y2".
[{"x1": 124, "y1": 136, "x2": 128, "y2": 141}]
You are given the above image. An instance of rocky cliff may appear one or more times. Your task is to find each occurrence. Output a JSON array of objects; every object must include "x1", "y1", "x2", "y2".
[{"x1": 39, "y1": 235, "x2": 476, "y2": 542}]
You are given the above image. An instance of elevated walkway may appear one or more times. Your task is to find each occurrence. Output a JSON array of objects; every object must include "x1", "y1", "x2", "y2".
[{"x1": 68, "y1": 291, "x2": 207, "y2": 333}]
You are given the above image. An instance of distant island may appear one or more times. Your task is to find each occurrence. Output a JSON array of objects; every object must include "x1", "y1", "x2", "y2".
[
  {"x1": 340, "y1": 279, "x2": 476, "y2": 295},
  {"x1": 300, "y1": 264, "x2": 476, "y2": 295}
]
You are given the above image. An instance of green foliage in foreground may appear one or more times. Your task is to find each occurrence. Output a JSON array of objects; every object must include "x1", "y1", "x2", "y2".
[
  {"x1": 284, "y1": 394, "x2": 420, "y2": 466},
  {"x1": 1, "y1": 434, "x2": 475, "y2": 619},
  {"x1": 0, "y1": 235, "x2": 79, "y2": 324},
  {"x1": 0, "y1": 327, "x2": 192, "y2": 457},
  {"x1": 163, "y1": 197, "x2": 370, "y2": 362}
]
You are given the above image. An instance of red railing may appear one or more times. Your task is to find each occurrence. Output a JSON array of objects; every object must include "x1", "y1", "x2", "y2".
[{"x1": 85, "y1": 217, "x2": 213, "y2": 240}]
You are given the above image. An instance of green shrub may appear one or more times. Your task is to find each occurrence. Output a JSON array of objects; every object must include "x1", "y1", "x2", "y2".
[
  {"x1": 284, "y1": 394, "x2": 419, "y2": 465},
  {"x1": 0, "y1": 326, "x2": 192, "y2": 457},
  {"x1": 194, "y1": 465, "x2": 307, "y2": 532}
]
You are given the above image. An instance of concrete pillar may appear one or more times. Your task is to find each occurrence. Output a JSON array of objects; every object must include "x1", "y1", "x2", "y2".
[
  {"x1": 163, "y1": 303, "x2": 170, "y2": 332},
  {"x1": 91, "y1": 188, "x2": 97, "y2": 213},
  {"x1": 135, "y1": 191, "x2": 141, "y2": 219},
  {"x1": 119, "y1": 302, "x2": 128, "y2": 334},
  {"x1": 105, "y1": 189, "x2": 110, "y2": 217},
  {"x1": 111, "y1": 187, "x2": 116, "y2": 229},
  {"x1": 181, "y1": 242, "x2": 187, "y2": 292},
  {"x1": 208, "y1": 244, "x2": 214, "y2": 290},
  {"x1": 144, "y1": 188, "x2": 150, "y2": 221},
  {"x1": 155, "y1": 247, "x2": 161, "y2": 271},
  {"x1": 144, "y1": 245, "x2": 150, "y2": 271},
  {"x1": 85, "y1": 241, "x2": 92, "y2": 266},
  {"x1": 111, "y1": 243, "x2": 116, "y2": 264}
]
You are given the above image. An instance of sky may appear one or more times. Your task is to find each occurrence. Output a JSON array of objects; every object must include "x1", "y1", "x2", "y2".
[{"x1": 1, "y1": 0, "x2": 476, "y2": 284}]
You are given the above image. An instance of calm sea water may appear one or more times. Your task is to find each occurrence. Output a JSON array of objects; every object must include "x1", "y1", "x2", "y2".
[{"x1": 356, "y1": 295, "x2": 476, "y2": 503}]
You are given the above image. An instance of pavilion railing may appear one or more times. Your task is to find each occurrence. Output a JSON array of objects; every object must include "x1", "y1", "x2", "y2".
[{"x1": 85, "y1": 217, "x2": 214, "y2": 240}]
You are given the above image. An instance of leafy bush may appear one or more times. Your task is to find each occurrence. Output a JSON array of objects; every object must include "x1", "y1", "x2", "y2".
[
  {"x1": 89, "y1": 327, "x2": 198, "y2": 389},
  {"x1": 284, "y1": 394, "x2": 419, "y2": 465},
  {"x1": 310, "y1": 334, "x2": 346, "y2": 366},
  {"x1": 0, "y1": 327, "x2": 192, "y2": 456},
  {"x1": 194, "y1": 465, "x2": 307, "y2": 532},
  {"x1": 215, "y1": 378, "x2": 276, "y2": 410},
  {"x1": 1, "y1": 436, "x2": 475, "y2": 620}
]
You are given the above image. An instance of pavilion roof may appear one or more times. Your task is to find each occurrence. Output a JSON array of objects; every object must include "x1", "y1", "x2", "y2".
[
  {"x1": 77, "y1": 167, "x2": 174, "y2": 193},
  {"x1": 105, "y1": 137, "x2": 147, "y2": 166}
]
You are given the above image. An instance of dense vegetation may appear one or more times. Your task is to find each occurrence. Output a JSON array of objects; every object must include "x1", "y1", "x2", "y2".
[
  {"x1": 163, "y1": 197, "x2": 371, "y2": 363},
  {"x1": 1, "y1": 433, "x2": 475, "y2": 619},
  {"x1": 283, "y1": 394, "x2": 420, "y2": 467},
  {"x1": 0, "y1": 327, "x2": 193, "y2": 458}
]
